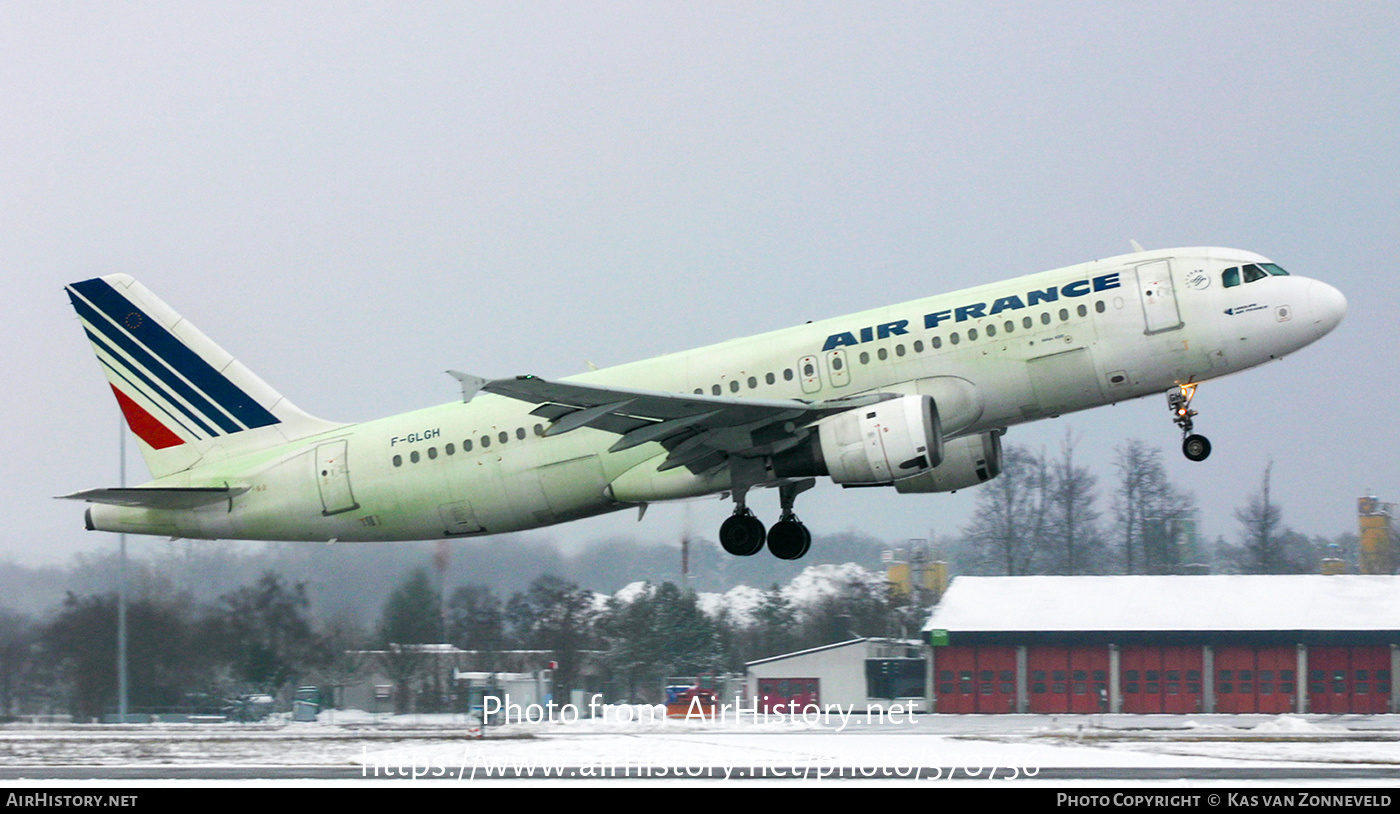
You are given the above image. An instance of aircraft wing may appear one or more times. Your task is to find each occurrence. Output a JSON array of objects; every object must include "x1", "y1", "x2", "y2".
[
  {"x1": 468, "y1": 373, "x2": 895, "y2": 474},
  {"x1": 59, "y1": 486, "x2": 247, "y2": 510}
]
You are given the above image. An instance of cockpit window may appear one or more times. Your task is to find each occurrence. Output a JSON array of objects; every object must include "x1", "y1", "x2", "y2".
[{"x1": 1223, "y1": 262, "x2": 1290, "y2": 287}]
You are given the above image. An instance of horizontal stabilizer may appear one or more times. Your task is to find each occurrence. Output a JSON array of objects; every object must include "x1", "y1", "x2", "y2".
[{"x1": 59, "y1": 486, "x2": 247, "y2": 510}]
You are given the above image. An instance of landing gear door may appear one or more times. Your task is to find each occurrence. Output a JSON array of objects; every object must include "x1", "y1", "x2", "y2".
[
  {"x1": 825, "y1": 349, "x2": 850, "y2": 388},
  {"x1": 798, "y1": 355, "x2": 822, "y2": 394},
  {"x1": 315, "y1": 439, "x2": 360, "y2": 516},
  {"x1": 1136, "y1": 260, "x2": 1184, "y2": 334}
]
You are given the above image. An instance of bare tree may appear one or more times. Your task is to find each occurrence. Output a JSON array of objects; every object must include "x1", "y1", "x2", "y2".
[
  {"x1": 1112, "y1": 440, "x2": 1198, "y2": 573},
  {"x1": 963, "y1": 445, "x2": 1051, "y2": 575},
  {"x1": 1229, "y1": 459, "x2": 1309, "y2": 573},
  {"x1": 1045, "y1": 429, "x2": 1102, "y2": 574}
]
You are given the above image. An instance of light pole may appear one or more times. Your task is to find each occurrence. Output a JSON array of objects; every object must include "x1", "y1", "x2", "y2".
[{"x1": 117, "y1": 422, "x2": 128, "y2": 722}]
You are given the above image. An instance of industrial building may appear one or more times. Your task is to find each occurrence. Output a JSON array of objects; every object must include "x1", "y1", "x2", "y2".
[
  {"x1": 745, "y1": 638, "x2": 928, "y2": 713},
  {"x1": 924, "y1": 575, "x2": 1400, "y2": 714}
]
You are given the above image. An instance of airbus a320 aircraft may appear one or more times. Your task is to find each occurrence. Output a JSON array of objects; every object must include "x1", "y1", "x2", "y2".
[{"x1": 63, "y1": 247, "x2": 1345, "y2": 560}]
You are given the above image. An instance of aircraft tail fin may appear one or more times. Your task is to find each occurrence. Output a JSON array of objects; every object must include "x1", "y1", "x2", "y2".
[{"x1": 65, "y1": 274, "x2": 345, "y2": 479}]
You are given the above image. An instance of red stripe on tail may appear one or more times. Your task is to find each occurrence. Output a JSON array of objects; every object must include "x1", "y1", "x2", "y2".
[{"x1": 110, "y1": 385, "x2": 185, "y2": 449}]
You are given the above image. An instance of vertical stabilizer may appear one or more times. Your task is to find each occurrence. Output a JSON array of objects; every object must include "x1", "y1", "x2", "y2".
[{"x1": 65, "y1": 274, "x2": 345, "y2": 478}]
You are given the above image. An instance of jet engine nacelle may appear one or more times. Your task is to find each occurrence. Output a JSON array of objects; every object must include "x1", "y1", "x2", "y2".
[
  {"x1": 893, "y1": 431, "x2": 1003, "y2": 494},
  {"x1": 815, "y1": 395, "x2": 943, "y2": 485}
]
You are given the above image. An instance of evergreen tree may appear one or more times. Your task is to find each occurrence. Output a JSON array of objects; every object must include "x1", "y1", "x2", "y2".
[
  {"x1": 46, "y1": 592, "x2": 209, "y2": 719},
  {"x1": 747, "y1": 584, "x2": 798, "y2": 659},
  {"x1": 446, "y1": 584, "x2": 505, "y2": 653},
  {"x1": 214, "y1": 572, "x2": 320, "y2": 697},
  {"x1": 506, "y1": 575, "x2": 597, "y2": 696},
  {"x1": 380, "y1": 568, "x2": 442, "y2": 645}
]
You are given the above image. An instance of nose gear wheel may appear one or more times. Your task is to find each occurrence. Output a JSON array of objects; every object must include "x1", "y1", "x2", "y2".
[{"x1": 1167, "y1": 383, "x2": 1211, "y2": 461}]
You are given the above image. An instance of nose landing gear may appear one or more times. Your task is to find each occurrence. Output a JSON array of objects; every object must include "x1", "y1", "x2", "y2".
[{"x1": 1168, "y1": 383, "x2": 1212, "y2": 462}]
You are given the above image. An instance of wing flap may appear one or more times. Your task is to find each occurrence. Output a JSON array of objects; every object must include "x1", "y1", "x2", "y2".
[{"x1": 478, "y1": 374, "x2": 897, "y2": 475}]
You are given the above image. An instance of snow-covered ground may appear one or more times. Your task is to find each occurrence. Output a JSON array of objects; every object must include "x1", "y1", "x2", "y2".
[{"x1": 2, "y1": 710, "x2": 1398, "y2": 784}]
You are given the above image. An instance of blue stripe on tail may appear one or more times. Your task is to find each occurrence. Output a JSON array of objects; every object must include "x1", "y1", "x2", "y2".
[{"x1": 67, "y1": 278, "x2": 280, "y2": 433}]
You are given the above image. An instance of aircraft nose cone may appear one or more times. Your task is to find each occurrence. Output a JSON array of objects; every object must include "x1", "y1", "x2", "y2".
[{"x1": 1307, "y1": 280, "x2": 1347, "y2": 340}]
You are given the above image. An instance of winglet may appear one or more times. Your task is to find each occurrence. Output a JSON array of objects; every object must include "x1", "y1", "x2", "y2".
[
  {"x1": 1130, "y1": 239, "x2": 1146, "y2": 253},
  {"x1": 446, "y1": 371, "x2": 488, "y2": 403}
]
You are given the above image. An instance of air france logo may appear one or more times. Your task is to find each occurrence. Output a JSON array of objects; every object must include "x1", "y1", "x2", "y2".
[{"x1": 822, "y1": 272, "x2": 1122, "y2": 351}]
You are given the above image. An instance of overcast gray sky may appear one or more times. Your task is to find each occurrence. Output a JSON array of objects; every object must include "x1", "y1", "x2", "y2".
[{"x1": 7, "y1": 2, "x2": 1398, "y2": 567}]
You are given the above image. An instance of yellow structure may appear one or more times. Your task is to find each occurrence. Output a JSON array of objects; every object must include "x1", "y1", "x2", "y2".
[
  {"x1": 1358, "y1": 496, "x2": 1397, "y2": 575},
  {"x1": 885, "y1": 540, "x2": 949, "y2": 602}
]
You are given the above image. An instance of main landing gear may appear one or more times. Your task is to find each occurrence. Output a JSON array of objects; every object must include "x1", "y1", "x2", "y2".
[
  {"x1": 1168, "y1": 382, "x2": 1212, "y2": 462},
  {"x1": 719, "y1": 479, "x2": 814, "y2": 560}
]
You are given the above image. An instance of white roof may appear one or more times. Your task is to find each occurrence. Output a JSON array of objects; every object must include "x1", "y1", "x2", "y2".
[{"x1": 924, "y1": 575, "x2": 1400, "y2": 633}]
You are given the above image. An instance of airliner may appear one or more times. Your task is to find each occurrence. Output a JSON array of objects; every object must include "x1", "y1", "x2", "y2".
[{"x1": 62, "y1": 247, "x2": 1346, "y2": 560}]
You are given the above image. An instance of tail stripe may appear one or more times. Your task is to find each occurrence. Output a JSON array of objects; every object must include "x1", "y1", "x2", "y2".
[
  {"x1": 70, "y1": 292, "x2": 242, "y2": 434},
  {"x1": 93, "y1": 342, "x2": 207, "y2": 440},
  {"x1": 87, "y1": 328, "x2": 214, "y2": 437},
  {"x1": 67, "y1": 278, "x2": 280, "y2": 434},
  {"x1": 109, "y1": 385, "x2": 185, "y2": 449}
]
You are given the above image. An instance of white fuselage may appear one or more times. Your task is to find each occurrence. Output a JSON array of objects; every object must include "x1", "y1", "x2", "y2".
[{"x1": 86, "y1": 247, "x2": 1345, "y2": 542}]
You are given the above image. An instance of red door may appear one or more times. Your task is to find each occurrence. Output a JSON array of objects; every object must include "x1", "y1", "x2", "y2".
[
  {"x1": 975, "y1": 646, "x2": 1018, "y2": 713},
  {"x1": 1215, "y1": 646, "x2": 1257, "y2": 714},
  {"x1": 758, "y1": 678, "x2": 818, "y2": 713},
  {"x1": 934, "y1": 647, "x2": 977, "y2": 714},
  {"x1": 1162, "y1": 646, "x2": 1204, "y2": 714},
  {"x1": 1028, "y1": 647, "x2": 1070, "y2": 713},
  {"x1": 1309, "y1": 647, "x2": 1350, "y2": 714},
  {"x1": 1068, "y1": 647, "x2": 1110, "y2": 713},
  {"x1": 1254, "y1": 647, "x2": 1297, "y2": 715},
  {"x1": 1350, "y1": 646, "x2": 1391, "y2": 714},
  {"x1": 1121, "y1": 646, "x2": 1162, "y2": 713}
]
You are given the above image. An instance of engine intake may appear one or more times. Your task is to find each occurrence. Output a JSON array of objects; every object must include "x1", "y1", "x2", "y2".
[
  {"x1": 893, "y1": 431, "x2": 1003, "y2": 493},
  {"x1": 814, "y1": 395, "x2": 943, "y2": 485}
]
